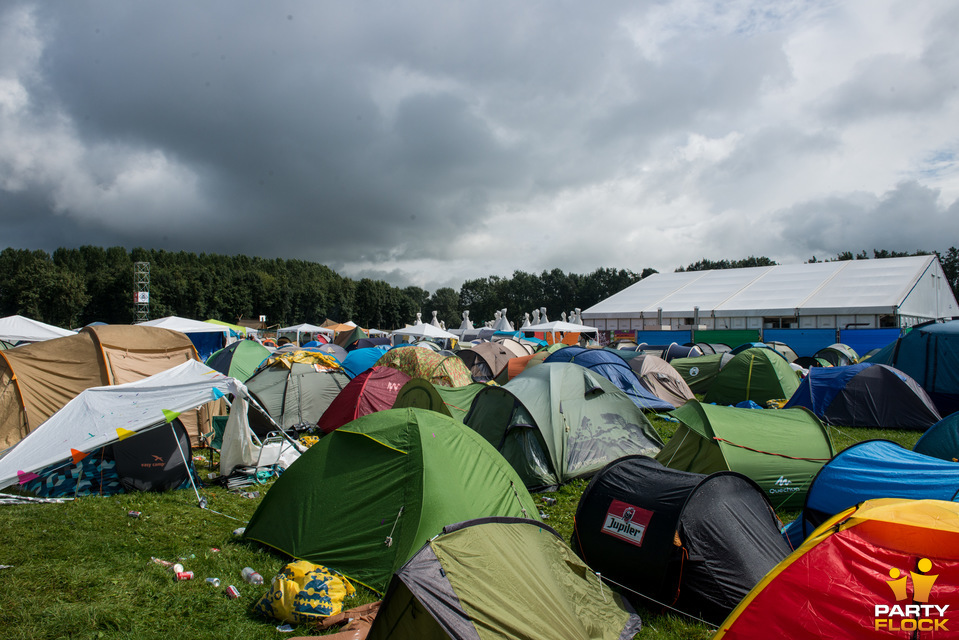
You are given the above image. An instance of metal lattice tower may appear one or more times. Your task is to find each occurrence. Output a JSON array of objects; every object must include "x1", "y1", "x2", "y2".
[{"x1": 134, "y1": 261, "x2": 150, "y2": 323}]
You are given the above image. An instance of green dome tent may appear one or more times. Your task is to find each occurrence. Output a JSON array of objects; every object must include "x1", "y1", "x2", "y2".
[
  {"x1": 464, "y1": 362, "x2": 665, "y2": 490},
  {"x1": 243, "y1": 408, "x2": 540, "y2": 593},
  {"x1": 204, "y1": 339, "x2": 270, "y2": 382},
  {"x1": 655, "y1": 401, "x2": 834, "y2": 509},
  {"x1": 391, "y1": 378, "x2": 488, "y2": 422},
  {"x1": 368, "y1": 518, "x2": 642, "y2": 640},
  {"x1": 670, "y1": 352, "x2": 735, "y2": 395},
  {"x1": 704, "y1": 347, "x2": 800, "y2": 406}
]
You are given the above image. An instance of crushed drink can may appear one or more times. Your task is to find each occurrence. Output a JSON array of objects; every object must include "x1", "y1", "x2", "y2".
[
  {"x1": 233, "y1": 527, "x2": 246, "y2": 536},
  {"x1": 542, "y1": 497, "x2": 557, "y2": 506},
  {"x1": 128, "y1": 510, "x2": 141, "y2": 518},
  {"x1": 206, "y1": 577, "x2": 221, "y2": 587},
  {"x1": 226, "y1": 585, "x2": 241, "y2": 599},
  {"x1": 174, "y1": 571, "x2": 194, "y2": 581},
  {"x1": 172, "y1": 563, "x2": 185, "y2": 574}
]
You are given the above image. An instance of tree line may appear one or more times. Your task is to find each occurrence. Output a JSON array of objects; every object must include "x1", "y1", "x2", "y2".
[
  {"x1": 2, "y1": 246, "x2": 955, "y2": 332},
  {"x1": 0, "y1": 247, "x2": 653, "y2": 331}
]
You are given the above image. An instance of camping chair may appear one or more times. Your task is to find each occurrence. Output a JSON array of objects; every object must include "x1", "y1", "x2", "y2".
[{"x1": 201, "y1": 415, "x2": 229, "y2": 470}]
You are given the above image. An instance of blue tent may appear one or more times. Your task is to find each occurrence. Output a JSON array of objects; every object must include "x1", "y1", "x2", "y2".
[
  {"x1": 782, "y1": 440, "x2": 959, "y2": 548},
  {"x1": 868, "y1": 319, "x2": 959, "y2": 415},
  {"x1": 783, "y1": 362, "x2": 940, "y2": 430},
  {"x1": 543, "y1": 346, "x2": 673, "y2": 411},
  {"x1": 341, "y1": 346, "x2": 390, "y2": 379},
  {"x1": 913, "y1": 411, "x2": 959, "y2": 461}
]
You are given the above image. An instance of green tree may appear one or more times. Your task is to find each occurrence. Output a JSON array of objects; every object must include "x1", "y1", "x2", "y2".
[{"x1": 427, "y1": 287, "x2": 461, "y2": 328}]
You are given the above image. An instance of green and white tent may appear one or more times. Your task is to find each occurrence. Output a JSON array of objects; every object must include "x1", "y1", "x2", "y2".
[
  {"x1": 243, "y1": 408, "x2": 540, "y2": 593},
  {"x1": 368, "y1": 517, "x2": 642, "y2": 640},
  {"x1": 655, "y1": 401, "x2": 834, "y2": 509},
  {"x1": 464, "y1": 362, "x2": 665, "y2": 490}
]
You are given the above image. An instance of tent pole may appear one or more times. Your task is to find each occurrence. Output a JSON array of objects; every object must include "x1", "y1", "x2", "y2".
[{"x1": 170, "y1": 422, "x2": 205, "y2": 508}]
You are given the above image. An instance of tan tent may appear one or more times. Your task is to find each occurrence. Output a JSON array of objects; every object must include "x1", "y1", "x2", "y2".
[
  {"x1": 0, "y1": 325, "x2": 209, "y2": 449},
  {"x1": 627, "y1": 354, "x2": 695, "y2": 408}
]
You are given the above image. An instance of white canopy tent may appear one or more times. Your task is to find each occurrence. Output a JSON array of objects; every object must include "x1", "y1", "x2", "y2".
[
  {"x1": 521, "y1": 320, "x2": 600, "y2": 338},
  {"x1": 0, "y1": 360, "x2": 243, "y2": 490},
  {"x1": 0, "y1": 315, "x2": 76, "y2": 344},
  {"x1": 276, "y1": 323, "x2": 335, "y2": 345},
  {"x1": 140, "y1": 315, "x2": 231, "y2": 335},
  {"x1": 391, "y1": 323, "x2": 458, "y2": 341}
]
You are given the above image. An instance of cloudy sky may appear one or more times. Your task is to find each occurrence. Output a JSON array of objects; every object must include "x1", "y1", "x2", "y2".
[{"x1": 2, "y1": 1, "x2": 958, "y2": 292}]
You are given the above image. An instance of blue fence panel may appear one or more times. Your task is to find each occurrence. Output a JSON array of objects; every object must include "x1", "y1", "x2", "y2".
[
  {"x1": 633, "y1": 330, "x2": 692, "y2": 347},
  {"x1": 839, "y1": 328, "x2": 902, "y2": 358},
  {"x1": 762, "y1": 329, "x2": 837, "y2": 357}
]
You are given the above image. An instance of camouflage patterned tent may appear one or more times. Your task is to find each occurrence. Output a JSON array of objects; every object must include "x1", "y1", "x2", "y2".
[{"x1": 374, "y1": 346, "x2": 473, "y2": 387}]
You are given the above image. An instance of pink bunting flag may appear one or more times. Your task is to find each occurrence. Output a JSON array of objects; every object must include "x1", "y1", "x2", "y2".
[{"x1": 17, "y1": 471, "x2": 39, "y2": 485}]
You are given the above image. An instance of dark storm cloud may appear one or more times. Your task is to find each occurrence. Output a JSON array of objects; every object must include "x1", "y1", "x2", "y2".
[{"x1": 2, "y1": 1, "x2": 958, "y2": 292}]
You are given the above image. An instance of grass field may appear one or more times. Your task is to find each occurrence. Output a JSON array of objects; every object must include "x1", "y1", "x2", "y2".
[{"x1": 0, "y1": 419, "x2": 924, "y2": 640}]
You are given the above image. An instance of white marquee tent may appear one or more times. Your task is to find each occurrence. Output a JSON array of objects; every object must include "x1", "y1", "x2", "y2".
[{"x1": 583, "y1": 256, "x2": 959, "y2": 332}]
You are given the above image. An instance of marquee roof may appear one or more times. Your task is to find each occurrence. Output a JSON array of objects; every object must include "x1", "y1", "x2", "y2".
[{"x1": 583, "y1": 256, "x2": 959, "y2": 320}]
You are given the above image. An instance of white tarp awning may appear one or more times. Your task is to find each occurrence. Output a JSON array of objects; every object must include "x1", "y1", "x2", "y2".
[
  {"x1": 392, "y1": 324, "x2": 457, "y2": 340},
  {"x1": 521, "y1": 321, "x2": 599, "y2": 335},
  {"x1": 0, "y1": 315, "x2": 76, "y2": 343},
  {"x1": 140, "y1": 316, "x2": 232, "y2": 333},
  {"x1": 0, "y1": 360, "x2": 246, "y2": 489},
  {"x1": 276, "y1": 323, "x2": 335, "y2": 336}
]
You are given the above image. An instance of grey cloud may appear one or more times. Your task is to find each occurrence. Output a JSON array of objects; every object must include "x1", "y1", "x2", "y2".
[{"x1": 773, "y1": 181, "x2": 959, "y2": 258}]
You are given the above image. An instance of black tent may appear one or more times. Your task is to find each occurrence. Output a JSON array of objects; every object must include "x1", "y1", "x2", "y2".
[
  {"x1": 571, "y1": 455, "x2": 790, "y2": 625},
  {"x1": 110, "y1": 419, "x2": 195, "y2": 492}
]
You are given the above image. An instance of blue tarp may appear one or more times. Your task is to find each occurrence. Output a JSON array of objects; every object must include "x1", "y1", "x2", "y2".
[
  {"x1": 761, "y1": 329, "x2": 836, "y2": 358},
  {"x1": 782, "y1": 440, "x2": 959, "y2": 548},
  {"x1": 341, "y1": 347, "x2": 389, "y2": 379},
  {"x1": 838, "y1": 328, "x2": 901, "y2": 358},
  {"x1": 543, "y1": 346, "x2": 673, "y2": 411}
]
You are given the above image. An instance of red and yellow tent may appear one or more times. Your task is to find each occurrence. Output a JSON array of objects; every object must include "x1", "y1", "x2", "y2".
[{"x1": 715, "y1": 498, "x2": 959, "y2": 638}]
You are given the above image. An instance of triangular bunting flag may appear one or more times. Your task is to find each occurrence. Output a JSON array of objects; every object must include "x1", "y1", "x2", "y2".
[
  {"x1": 211, "y1": 388, "x2": 224, "y2": 400},
  {"x1": 162, "y1": 409, "x2": 181, "y2": 423},
  {"x1": 71, "y1": 449, "x2": 89, "y2": 465},
  {"x1": 116, "y1": 427, "x2": 136, "y2": 441},
  {"x1": 17, "y1": 471, "x2": 39, "y2": 485}
]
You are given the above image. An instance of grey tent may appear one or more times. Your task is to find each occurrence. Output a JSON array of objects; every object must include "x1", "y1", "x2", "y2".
[
  {"x1": 464, "y1": 362, "x2": 665, "y2": 490},
  {"x1": 245, "y1": 356, "x2": 349, "y2": 435}
]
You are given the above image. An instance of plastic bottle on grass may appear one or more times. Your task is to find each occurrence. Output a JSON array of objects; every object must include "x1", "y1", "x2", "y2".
[{"x1": 241, "y1": 567, "x2": 264, "y2": 585}]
